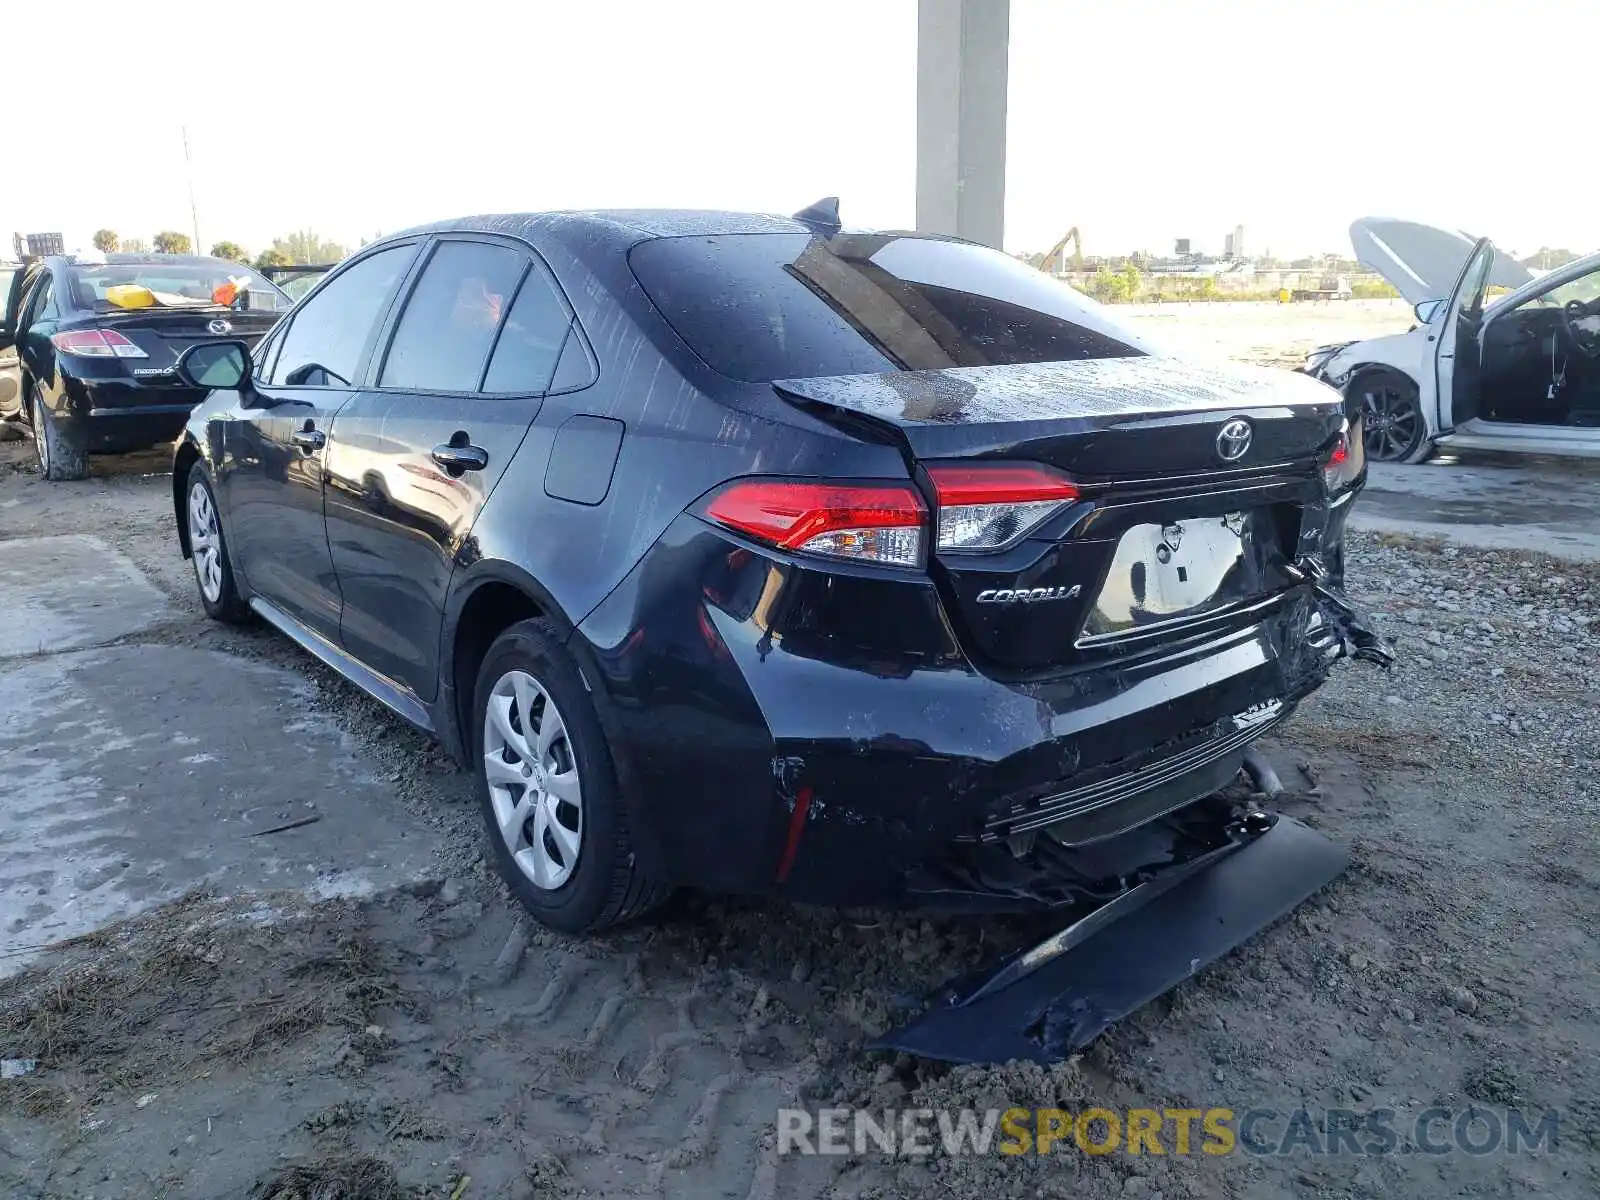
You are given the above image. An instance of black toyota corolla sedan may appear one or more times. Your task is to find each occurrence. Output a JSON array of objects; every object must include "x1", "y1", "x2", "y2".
[
  {"x1": 170, "y1": 205, "x2": 1380, "y2": 934},
  {"x1": 0, "y1": 253, "x2": 291, "y2": 479}
]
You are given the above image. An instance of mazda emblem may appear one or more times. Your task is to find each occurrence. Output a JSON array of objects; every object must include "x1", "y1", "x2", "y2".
[
  {"x1": 207, "y1": 319, "x2": 233, "y2": 335},
  {"x1": 1215, "y1": 418, "x2": 1252, "y2": 461}
]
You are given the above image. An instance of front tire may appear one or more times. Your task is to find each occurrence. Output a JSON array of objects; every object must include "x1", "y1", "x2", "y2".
[
  {"x1": 473, "y1": 618, "x2": 669, "y2": 934},
  {"x1": 185, "y1": 462, "x2": 250, "y2": 623},
  {"x1": 30, "y1": 389, "x2": 88, "y2": 481},
  {"x1": 1348, "y1": 369, "x2": 1432, "y2": 464}
]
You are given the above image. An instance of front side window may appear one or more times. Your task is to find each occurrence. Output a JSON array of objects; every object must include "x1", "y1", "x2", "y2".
[
  {"x1": 267, "y1": 245, "x2": 414, "y2": 387},
  {"x1": 629, "y1": 232, "x2": 1155, "y2": 383},
  {"x1": 379, "y1": 241, "x2": 525, "y2": 392},
  {"x1": 1453, "y1": 245, "x2": 1495, "y2": 321}
]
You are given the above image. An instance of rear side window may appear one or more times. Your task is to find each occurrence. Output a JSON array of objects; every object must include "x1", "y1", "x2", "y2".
[
  {"x1": 380, "y1": 241, "x2": 525, "y2": 392},
  {"x1": 268, "y1": 245, "x2": 413, "y2": 387},
  {"x1": 629, "y1": 232, "x2": 1153, "y2": 383},
  {"x1": 481, "y1": 266, "x2": 577, "y2": 393}
]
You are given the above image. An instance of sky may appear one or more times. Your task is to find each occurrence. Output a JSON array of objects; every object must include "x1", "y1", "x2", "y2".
[{"x1": 6, "y1": 0, "x2": 1595, "y2": 262}]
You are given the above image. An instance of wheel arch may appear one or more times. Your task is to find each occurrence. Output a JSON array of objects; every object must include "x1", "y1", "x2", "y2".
[
  {"x1": 440, "y1": 559, "x2": 668, "y2": 884},
  {"x1": 438, "y1": 561, "x2": 578, "y2": 765},
  {"x1": 1340, "y1": 361, "x2": 1421, "y2": 414},
  {"x1": 172, "y1": 437, "x2": 203, "y2": 559},
  {"x1": 1342, "y1": 364, "x2": 1434, "y2": 463}
]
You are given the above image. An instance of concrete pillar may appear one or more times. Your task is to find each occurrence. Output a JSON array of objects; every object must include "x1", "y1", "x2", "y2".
[{"x1": 916, "y1": 0, "x2": 1010, "y2": 248}]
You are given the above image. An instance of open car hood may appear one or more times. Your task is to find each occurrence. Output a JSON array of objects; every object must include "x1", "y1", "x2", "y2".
[{"x1": 1349, "y1": 217, "x2": 1533, "y2": 308}]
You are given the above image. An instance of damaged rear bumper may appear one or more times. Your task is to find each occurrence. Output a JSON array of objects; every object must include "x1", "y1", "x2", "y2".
[{"x1": 577, "y1": 519, "x2": 1391, "y2": 908}]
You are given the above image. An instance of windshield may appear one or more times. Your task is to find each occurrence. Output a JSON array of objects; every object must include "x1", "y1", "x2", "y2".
[
  {"x1": 67, "y1": 262, "x2": 293, "y2": 314},
  {"x1": 629, "y1": 232, "x2": 1154, "y2": 383}
]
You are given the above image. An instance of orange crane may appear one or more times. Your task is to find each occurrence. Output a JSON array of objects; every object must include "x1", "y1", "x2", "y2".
[{"x1": 1042, "y1": 227, "x2": 1083, "y2": 274}]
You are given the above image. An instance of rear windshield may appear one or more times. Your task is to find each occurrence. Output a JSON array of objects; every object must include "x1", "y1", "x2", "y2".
[
  {"x1": 628, "y1": 232, "x2": 1152, "y2": 383},
  {"x1": 67, "y1": 262, "x2": 292, "y2": 314}
]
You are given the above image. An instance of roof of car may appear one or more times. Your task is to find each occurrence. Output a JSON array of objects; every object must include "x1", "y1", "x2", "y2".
[
  {"x1": 52, "y1": 253, "x2": 244, "y2": 269},
  {"x1": 388, "y1": 209, "x2": 826, "y2": 251}
]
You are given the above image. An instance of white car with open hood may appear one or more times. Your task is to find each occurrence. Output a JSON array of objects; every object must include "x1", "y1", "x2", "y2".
[{"x1": 1304, "y1": 217, "x2": 1600, "y2": 463}]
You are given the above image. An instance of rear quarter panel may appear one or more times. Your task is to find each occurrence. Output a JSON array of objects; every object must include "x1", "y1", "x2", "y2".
[{"x1": 460, "y1": 233, "x2": 913, "y2": 632}]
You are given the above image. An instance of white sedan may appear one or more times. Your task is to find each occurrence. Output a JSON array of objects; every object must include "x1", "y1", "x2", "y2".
[{"x1": 1305, "y1": 218, "x2": 1600, "y2": 463}]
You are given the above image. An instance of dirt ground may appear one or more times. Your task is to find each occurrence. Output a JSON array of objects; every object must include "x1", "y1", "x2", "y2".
[
  {"x1": 2, "y1": 309, "x2": 1598, "y2": 1198},
  {"x1": 1121, "y1": 298, "x2": 1414, "y2": 367}
]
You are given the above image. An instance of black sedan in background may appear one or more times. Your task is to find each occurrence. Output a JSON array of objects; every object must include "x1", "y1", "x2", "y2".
[
  {"x1": 0, "y1": 254, "x2": 291, "y2": 479},
  {"x1": 170, "y1": 206, "x2": 1376, "y2": 935}
]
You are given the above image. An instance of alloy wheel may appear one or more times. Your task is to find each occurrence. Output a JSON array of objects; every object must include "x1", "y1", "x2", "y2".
[
  {"x1": 482, "y1": 669, "x2": 584, "y2": 890},
  {"x1": 187, "y1": 480, "x2": 224, "y2": 603},
  {"x1": 1359, "y1": 380, "x2": 1422, "y2": 461}
]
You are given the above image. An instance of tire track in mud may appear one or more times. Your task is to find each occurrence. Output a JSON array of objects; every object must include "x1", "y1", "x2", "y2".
[{"x1": 482, "y1": 931, "x2": 829, "y2": 1198}]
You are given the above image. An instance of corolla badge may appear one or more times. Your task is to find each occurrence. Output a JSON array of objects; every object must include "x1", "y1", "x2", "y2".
[
  {"x1": 976, "y1": 584, "x2": 1082, "y2": 604},
  {"x1": 1215, "y1": 418, "x2": 1252, "y2": 461},
  {"x1": 207, "y1": 319, "x2": 233, "y2": 335}
]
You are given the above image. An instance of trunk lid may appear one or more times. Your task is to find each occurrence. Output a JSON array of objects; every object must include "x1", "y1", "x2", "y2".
[
  {"x1": 773, "y1": 356, "x2": 1344, "y2": 477},
  {"x1": 774, "y1": 357, "x2": 1347, "y2": 675},
  {"x1": 94, "y1": 308, "x2": 278, "y2": 373}
]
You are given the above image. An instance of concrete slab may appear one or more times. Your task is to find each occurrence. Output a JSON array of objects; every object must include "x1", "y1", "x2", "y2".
[
  {"x1": 0, "y1": 534, "x2": 171, "y2": 657},
  {"x1": 1352, "y1": 453, "x2": 1600, "y2": 562},
  {"x1": 0, "y1": 644, "x2": 440, "y2": 977}
]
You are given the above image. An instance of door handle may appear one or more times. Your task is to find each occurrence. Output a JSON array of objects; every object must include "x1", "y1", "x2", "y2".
[
  {"x1": 291, "y1": 426, "x2": 325, "y2": 450},
  {"x1": 431, "y1": 441, "x2": 488, "y2": 473}
]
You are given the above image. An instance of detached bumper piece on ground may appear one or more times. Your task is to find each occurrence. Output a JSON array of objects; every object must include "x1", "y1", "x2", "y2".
[{"x1": 874, "y1": 807, "x2": 1348, "y2": 1065}]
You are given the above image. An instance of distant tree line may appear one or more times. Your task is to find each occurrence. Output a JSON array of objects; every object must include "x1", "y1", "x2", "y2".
[
  {"x1": 1521, "y1": 247, "x2": 1583, "y2": 270},
  {"x1": 88, "y1": 227, "x2": 350, "y2": 270}
]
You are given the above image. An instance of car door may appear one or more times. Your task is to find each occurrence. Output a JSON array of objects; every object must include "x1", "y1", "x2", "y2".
[
  {"x1": 322, "y1": 235, "x2": 588, "y2": 701},
  {"x1": 14, "y1": 269, "x2": 62, "y2": 407},
  {"x1": 1433, "y1": 237, "x2": 1495, "y2": 434},
  {"x1": 223, "y1": 243, "x2": 419, "y2": 639}
]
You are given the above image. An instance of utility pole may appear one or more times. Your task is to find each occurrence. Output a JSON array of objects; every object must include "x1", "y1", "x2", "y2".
[
  {"x1": 182, "y1": 126, "x2": 201, "y2": 254},
  {"x1": 916, "y1": 0, "x2": 1010, "y2": 249}
]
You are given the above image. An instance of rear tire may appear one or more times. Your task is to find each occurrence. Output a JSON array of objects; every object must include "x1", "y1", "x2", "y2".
[
  {"x1": 30, "y1": 389, "x2": 88, "y2": 481},
  {"x1": 1347, "y1": 369, "x2": 1432, "y2": 464},
  {"x1": 472, "y1": 618, "x2": 670, "y2": 934},
  {"x1": 185, "y1": 462, "x2": 251, "y2": 623}
]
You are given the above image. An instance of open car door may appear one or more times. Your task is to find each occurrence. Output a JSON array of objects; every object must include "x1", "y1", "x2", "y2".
[
  {"x1": 1, "y1": 263, "x2": 27, "y2": 351},
  {"x1": 1434, "y1": 237, "x2": 1495, "y2": 434}
]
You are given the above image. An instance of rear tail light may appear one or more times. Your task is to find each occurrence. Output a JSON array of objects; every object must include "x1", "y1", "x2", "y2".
[
  {"x1": 927, "y1": 463, "x2": 1079, "y2": 552},
  {"x1": 50, "y1": 329, "x2": 148, "y2": 359},
  {"x1": 1322, "y1": 417, "x2": 1364, "y2": 494},
  {"x1": 702, "y1": 480, "x2": 926, "y2": 568}
]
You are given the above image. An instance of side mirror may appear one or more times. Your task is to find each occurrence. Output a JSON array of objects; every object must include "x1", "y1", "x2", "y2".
[
  {"x1": 1414, "y1": 299, "x2": 1444, "y2": 325},
  {"x1": 177, "y1": 340, "x2": 251, "y2": 390}
]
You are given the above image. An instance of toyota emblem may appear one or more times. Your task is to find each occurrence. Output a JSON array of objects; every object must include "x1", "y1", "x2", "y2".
[
  {"x1": 207, "y1": 319, "x2": 233, "y2": 335},
  {"x1": 1215, "y1": 418, "x2": 1252, "y2": 461}
]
